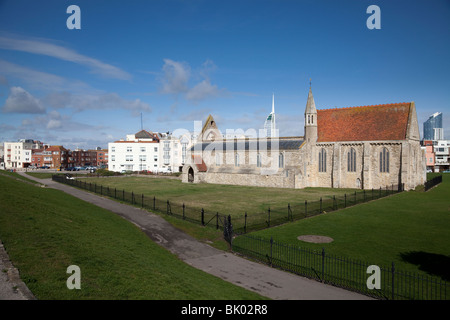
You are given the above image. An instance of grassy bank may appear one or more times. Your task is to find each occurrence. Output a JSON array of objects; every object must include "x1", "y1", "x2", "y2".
[{"x1": 0, "y1": 174, "x2": 266, "y2": 300}]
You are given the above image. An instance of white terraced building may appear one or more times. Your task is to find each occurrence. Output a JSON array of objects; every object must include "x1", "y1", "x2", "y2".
[{"x1": 108, "y1": 130, "x2": 192, "y2": 173}]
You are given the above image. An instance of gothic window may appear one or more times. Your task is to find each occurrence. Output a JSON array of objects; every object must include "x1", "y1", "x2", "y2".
[
  {"x1": 348, "y1": 148, "x2": 356, "y2": 172},
  {"x1": 216, "y1": 153, "x2": 221, "y2": 166},
  {"x1": 319, "y1": 148, "x2": 326, "y2": 172},
  {"x1": 257, "y1": 153, "x2": 262, "y2": 168},
  {"x1": 380, "y1": 147, "x2": 389, "y2": 173},
  {"x1": 279, "y1": 153, "x2": 284, "y2": 168}
]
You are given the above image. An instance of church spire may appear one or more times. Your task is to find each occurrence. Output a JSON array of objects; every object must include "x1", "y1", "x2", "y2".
[
  {"x1": 305, "y1": 86, "x2": 317, "y2": 115},
  {"x1": 304, "y1": 85, "x2": 317, "y2": 143}
]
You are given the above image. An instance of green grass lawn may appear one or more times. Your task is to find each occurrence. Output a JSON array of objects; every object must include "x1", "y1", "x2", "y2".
[
  {"x1": 0, "y1": 174, "x2": 266, "y2": 300},
  {"x1": 1, "y1": 170, "x2": 41, "y2": 185},
  {"x1": 75, "y1": 176, "x2": 358, "y2": 218},
  {"x1": 236, "y1": 174, "x2": 450, "y2": 281}
]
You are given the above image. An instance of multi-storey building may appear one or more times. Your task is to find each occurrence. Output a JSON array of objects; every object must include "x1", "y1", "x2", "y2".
[
  {"x1": 95, "y1": 148, "x2": 108, "y2": 168},
  {"x1": 70, "y1": 149, "x2": 98, "y2": 167},
  {"x1": 108, "y1": 130, "x2": 186, "y2": 173},
  {"x1": 422, "y1": 140, "x2": 435, "y2": 172},
  {"x1": 31, "y1": 145, "x2": 69, "y2": 169},
  {"x1": 423, "y1": 112, "x2": 443, "y2": 140},
  {"x1": 3, "y1": 139, "x2": 43, "y2": 169},
  {"x1": 433, "y1": 140, "x2": 450, "y2": 172}
]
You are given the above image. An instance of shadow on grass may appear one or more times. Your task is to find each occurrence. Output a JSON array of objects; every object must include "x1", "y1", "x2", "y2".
[{"x1": 400, "y1": 251, "x2": 450, "y2": 281}]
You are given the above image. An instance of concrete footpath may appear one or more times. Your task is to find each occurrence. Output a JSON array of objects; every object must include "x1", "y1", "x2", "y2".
[{"x1": 5, "y1": 172, "x2": 371, "y2": 300}]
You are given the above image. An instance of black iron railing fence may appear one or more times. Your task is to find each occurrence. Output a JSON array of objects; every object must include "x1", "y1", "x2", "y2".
[
  {"x1": 52, "y1": 175, "x2": 403, "y2": 235},
  {"x1": 232, "y1": 234, "x2": 450, "y2": 300},
  {"x1": 52, "y1": 174, "x2": 448, "y2": 299}
]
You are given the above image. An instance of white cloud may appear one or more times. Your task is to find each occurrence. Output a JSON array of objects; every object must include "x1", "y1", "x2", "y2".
[
  {"x1": 0, "y1": 59, "x2": 90, "y2": 93},
  {"x1": 47, "y1": 119, "x2": 62, "y2": 129},
  {"x1": 160, "y1": 59, "x2": 190, "y2": 94},
  {"x1": 63, "y1": 92, "x2": 152, "y2": 114},
  {"x1": 39, "y1": 90, "x2": 152, "y2": 115},
  {"x1": 0, "y1": 35, "x2": 131, "y2": 81},
  {"x1": 159, "y1": 58, "x2": 226, "y2": 102},
  {"x1": 186, "y1": 79, "x2": 220, "y2": 101},
  {"x1": 2, "y1": 86, "x2": 45, "y2": 114}
]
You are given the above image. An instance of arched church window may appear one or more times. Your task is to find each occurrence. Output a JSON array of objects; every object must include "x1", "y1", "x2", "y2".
[
  {"x1": 319, "y1": 148, "x2": 326, "y2": 172},
  {"x1": 279, "y1": 153, "x2": 284, "y2": 168},
  {"x1": 235, "y1": 153, "x2": 239, "y2": 167},
  {"x1": 257, "y1": 153, "x2": 262, "y2": 168},
  {"x1": 216, "y1": 152, "x2": 221, "y2": 166},
  {"x1": 348, "y1": 148, "x2": 356, "y2": 172},
  {"x1": 380, "y1": 147, "x2": 389, "y2": 173}
]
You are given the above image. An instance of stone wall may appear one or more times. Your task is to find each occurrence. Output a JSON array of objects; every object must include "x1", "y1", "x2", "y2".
[{"x1": 182, "y1": 138, "x2": 425, "y2": 191}]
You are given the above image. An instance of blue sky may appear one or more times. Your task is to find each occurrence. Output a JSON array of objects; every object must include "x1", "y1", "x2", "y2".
[{"x1": 0, "y1": 0, "x2": 449, "y2": 149}]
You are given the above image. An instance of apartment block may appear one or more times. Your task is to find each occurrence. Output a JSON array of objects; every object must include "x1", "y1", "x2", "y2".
[{"x1": 108, "y1": 130, "x2": 189, "y2": 173}]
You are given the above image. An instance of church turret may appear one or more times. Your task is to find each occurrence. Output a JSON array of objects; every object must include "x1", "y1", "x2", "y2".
[{"x1": 304, "y1": 86, "x2": 317, "y2": 143}]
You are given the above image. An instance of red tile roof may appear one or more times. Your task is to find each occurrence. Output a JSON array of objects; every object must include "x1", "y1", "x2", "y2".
[
  {"x1": 192, "y1": 155, "x2": 207, "y2": 172},
  {"x1": 317, "y1": 103, "x2": 411, "y2": 142}
]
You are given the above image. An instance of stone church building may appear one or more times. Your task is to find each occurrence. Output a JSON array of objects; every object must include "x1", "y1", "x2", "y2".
[{"x1": 182, "y1": 88, "x2": 425, "y2": 191}]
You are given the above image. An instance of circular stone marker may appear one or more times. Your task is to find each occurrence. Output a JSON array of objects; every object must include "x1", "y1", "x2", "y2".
[{"x1": 297, "y1": 235, "x2": 334, "y2": 243}]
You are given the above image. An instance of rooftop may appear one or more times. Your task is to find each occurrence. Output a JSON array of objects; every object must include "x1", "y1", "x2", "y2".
[{"x1": 317, "y1": 102, "x2": 412, "y2": 142}]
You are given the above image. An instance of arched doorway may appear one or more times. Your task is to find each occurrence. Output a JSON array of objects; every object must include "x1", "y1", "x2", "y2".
[
  {"x1": 188, "y1": 167, "x2": 194, "y2": 183},
  {"x1": 356, "y1": 178, "x2": 361, "y2": 189}
]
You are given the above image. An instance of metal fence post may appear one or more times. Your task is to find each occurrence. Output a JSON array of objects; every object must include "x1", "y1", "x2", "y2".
[
  {"x1": 344, "y1": 194, "x2": 347, "y2": 208},
  {"x1": 305, "y1": 200, "x2": 307, "y2": 217},
  {"x1": 270, "y1": 237, "x2": 273, "y2": 267},
  {"x1": 216, "y1": 213, "x2": 219, "y2": 230},
  {"x1": 320, "y1": 197, "x2": 322, "y2": 213},
  {"x1": 322, "y1": 248, "x2": 325, "y2": 282},
  {"x1": 267, "y1": 207, "x2": 271, "y2": 227},
  {"x1": 132, "y1": 191, "x2": 134, "y2": 204},
  {"x1": 182, "y1": 203, "x2": 185, "y2": 220},
  {"x1": 392, "y1": 262, "x2": 395, "y2": 300},
  {"x1": 141, "y1": 194, "x2": 144, "y2": 208},
  {"x1": 244, "y1": 212, "x2": 247, "y2": 233},
  {"x1": 153, "y1": 196, "x2": 156, "y2": 210},
  {"x1": 201, "y1": 208, "x2": 204, "y2": 226}
]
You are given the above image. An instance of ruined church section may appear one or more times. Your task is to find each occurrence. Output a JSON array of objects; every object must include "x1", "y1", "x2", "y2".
[{"x1": 182, "y1": 88, "x2": 426, "y2": 191}]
